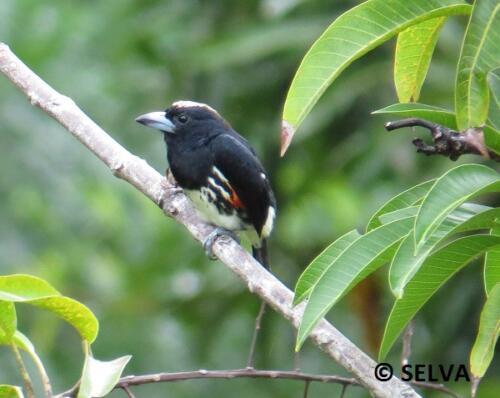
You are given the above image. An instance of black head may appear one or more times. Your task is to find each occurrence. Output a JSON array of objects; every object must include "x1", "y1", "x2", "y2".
[{"x1": 136, "y1": 100, "x2": 229, "y2": 140}]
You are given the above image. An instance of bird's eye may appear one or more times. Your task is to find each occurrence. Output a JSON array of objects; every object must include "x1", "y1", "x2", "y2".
[{"x1": 177, "y1": 114, "x2": 188, "y2": 124}]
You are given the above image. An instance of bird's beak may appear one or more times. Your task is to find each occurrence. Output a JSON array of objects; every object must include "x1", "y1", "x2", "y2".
[{"x1": 135, "y1": 111, "x2": 175, "y2": 133}]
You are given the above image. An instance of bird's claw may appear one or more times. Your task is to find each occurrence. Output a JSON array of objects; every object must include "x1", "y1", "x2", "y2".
[{"x1": 203, "y1": 227, "x2": 240, "y2": 260}]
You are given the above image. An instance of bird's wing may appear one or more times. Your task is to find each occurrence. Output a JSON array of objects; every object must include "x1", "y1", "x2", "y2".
[{"x1": 210, "y1": 133, "x2": 275, "y2": 236}]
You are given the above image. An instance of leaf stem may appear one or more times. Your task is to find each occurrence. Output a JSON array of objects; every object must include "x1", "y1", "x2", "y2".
[
  {"x1": 11, "y1": 342, "x2": 35, "y2": 398},
  {"x1": 26, "y1": 347, "x2": 53, "y2": 398}
]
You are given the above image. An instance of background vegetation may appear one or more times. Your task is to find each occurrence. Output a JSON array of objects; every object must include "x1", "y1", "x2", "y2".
[{"x1": 0, "y1": 0, "x2": 497, "y2": 397}]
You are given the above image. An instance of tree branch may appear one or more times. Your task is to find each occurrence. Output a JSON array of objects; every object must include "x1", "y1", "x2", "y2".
[
  {"x1": 116, "y1": 369, "x2": 358, "y2": 388},
  {"x1": 56, "y1": 368, "x2": 461, "y2": 398},
  {"x1": 115, "y1": 369, "x2": 460, "y2": 398},
  {"x1": 385, "y1": 118, "x2": 500, "y2": 161},
  {"x1": 0, "y1": 42, "x2": 421, "y2": 398}
]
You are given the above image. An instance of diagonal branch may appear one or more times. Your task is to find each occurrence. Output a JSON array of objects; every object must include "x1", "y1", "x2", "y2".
[{"x1": 0, "y1": 42, "x2": 421, "y2": 398}]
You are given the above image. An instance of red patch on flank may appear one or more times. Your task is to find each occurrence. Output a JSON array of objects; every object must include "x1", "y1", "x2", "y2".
[{"x1": 230, "y1": 189, "x2": 245, "y2": 209}]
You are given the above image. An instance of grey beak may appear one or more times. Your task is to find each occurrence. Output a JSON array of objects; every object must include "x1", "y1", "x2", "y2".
[{"x1": 135, "y1": 111, "x2": 175, "y2": 133}]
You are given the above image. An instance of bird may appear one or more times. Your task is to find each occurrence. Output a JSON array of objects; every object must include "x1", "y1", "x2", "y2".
[{"x1": 136, "y1": 100, "x2": 276, "y2": 367}]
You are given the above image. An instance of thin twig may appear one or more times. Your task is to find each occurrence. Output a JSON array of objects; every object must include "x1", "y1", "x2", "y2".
[
  {"x1": 246, "y1": 301, "x2": 267, "y2": 368},
  {"x1": 10, "y1": 343, "x2": 35, "y2": 398},
  {"x1": 303, "y1": 380, "x2": 311, "y2": 398},
  {"x1": 385, "y1": 118, "x2": 500, "y2": 161},
  {"x1": 0, "y1": 41, "x2": 421, "y2": 398},
  {"x1": 120, "y1": 385, "x2": 136, "y2": 398},
  {"x1": 116, "y1": 369, "x2": 358, "y2": 387},
  {"x1": 340, "y1": 384, "x2": 348, "y2": 398}
]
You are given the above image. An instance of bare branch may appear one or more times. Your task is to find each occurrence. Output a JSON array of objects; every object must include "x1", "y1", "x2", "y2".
[
  {"x1": 116, "y1": 369, "x2": 357, "y2": 387},
  {"x1": 0, "y1": 42, "x2": 421, "y2": 398},
  {"x1": 385, "y1": 118, "x2": 500, "y2": 161},
  {"x1": 56, "y1": 368, "x2": 461, "y2": 398}
]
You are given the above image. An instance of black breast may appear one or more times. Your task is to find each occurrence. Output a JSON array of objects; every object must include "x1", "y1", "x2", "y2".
[{"x1": 165, "y1": 135, "x2": 213, "y2": 190}]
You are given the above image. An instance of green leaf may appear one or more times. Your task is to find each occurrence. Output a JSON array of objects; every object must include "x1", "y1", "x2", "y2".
[
  {"x1": 485, "y1": 225, "x2": 500, "y2": 295},
  {"x1": 483, "y1": 125, "x2": 500, "y2": 155},
  {"x1": 78, "y1": 353, "x2": 131, "y2": 398},
  {"x1": 414, "y1": 164, "x2": 500, "y2": 249},
  {"x1": 0, "y1": 385, "x2": 24, "y2": 398},
  {"x1": 394, "y1": 17, "x2": 446, "y2": 102},
  {"x1": 0, "y1": 301, "x2": 16, "y2": 340},
  {"x1": 379, "y1": 234, "x2": 500, "y2": 360},
  {"x1": 455, "y1": 0, "x2": 500, "y2": 129},
  {"x1": 367, "y1": 179, "x2": 434, "y2": 231},
  {"x1": 373, "y1": 103, "x2": 457, "y2": 128},
  {"x1": 294, "y1": 229, "x2": 361, "y2": 305},
  {"x1": 280, "y1": 0, "x2": 471, "y2": 154},
  {"x1": 0, "y1": 275, "x2": 59, "y2": 300},
  {"x1": 296, "y1": 217, "x2": 414, "y2": 350},
  {"x1": 378, "y1": 206, "x2": 419, "y2": 225},
  {"x1": 390, "y1": 205, "x2": 497, "y2": 298},
  {"x1": 470, "y1": 283, "x2": 500, "y2": 380},
  {"x1": 487, "y1": 69, "x2": 500, "y2": 129},
  {"x1": 28, "y1": 296, "x2": 98, "y2": 343},
  {"x1": 0, "y1": 275, "x2": 98, "y2": 343}
]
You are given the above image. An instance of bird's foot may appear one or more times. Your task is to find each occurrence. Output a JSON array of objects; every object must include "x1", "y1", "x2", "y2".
[
  {"x1": 203, "y1": 227, "x2": 240, "y2": 260},
  {"x1": 159, "y1": 178, "x2": 183, "y2": 210}
]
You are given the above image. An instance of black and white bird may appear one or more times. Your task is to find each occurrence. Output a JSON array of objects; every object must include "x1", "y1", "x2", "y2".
[
  {"x1": 136, "y1": 101, "x2": 276, "y2": 367},
  {"x1": 135, "y1": 100, "x2": 276, "y2": 269}
]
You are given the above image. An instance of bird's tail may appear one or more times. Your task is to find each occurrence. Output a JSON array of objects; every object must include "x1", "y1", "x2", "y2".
[{"x1": 252, "y1": 239, "x2": 269, "y2": 270}]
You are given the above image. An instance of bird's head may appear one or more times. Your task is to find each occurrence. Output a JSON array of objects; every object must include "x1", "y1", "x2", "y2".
[{"x1": 135, "y1": 100, "x2": 228, "y2": 139}]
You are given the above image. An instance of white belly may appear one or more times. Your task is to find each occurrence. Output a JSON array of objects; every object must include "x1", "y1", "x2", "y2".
[{"x1": 185, "y1": 189, "x2": 244, "y2": 231}]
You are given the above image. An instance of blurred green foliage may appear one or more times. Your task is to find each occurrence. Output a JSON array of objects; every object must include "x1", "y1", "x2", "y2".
[{"x1": 0, "y1": 0, "x2": 498, "y2": 397}]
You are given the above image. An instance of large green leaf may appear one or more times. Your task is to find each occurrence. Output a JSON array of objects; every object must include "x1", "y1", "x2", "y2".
[
  {"x1": 485, "y1": 225, "x2": 500, "y2": 295},
  {"x1": 373, "y1": 102, "x2": 500, "y2": 154},
  {"x1": 0, "y1": 385, "x2": 24, "y2": 398},
  {"x1": 414, "y1": 164, "x2": 500, "y2": 249},
  {"x1": 293, "y1": 229, "x2": 361, "y2": 305},
  {"x1": 78, "y1": 353, "x2": 131, "y2": 398},
  {"x1": 455, "y1": 0, "x2": 500, "y2": 129},
  {"x1": 470, "y1": 283, "x2": 500, "y2": 381},
  {"x1": 366, "y1": 179, "x2": 434, "y2": 231},
  {"x1": 394, "y1": 17, "x2": 446, "y2": 102},
  {"x1": 390, "y1": 205, "x2": 497, "y2": 297},
  {"x1": 379, "y1": 234, "x2": 500, "y2": 360},
  {"x1": 280, "y1": 0, "x2": 471, "y2": 155},
  {"x1": 296, "y1": 217, "x2": 414, "y2": 350},
  {"x1": 0, "y1": 275, "x2": 98, "y2": 343}
]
